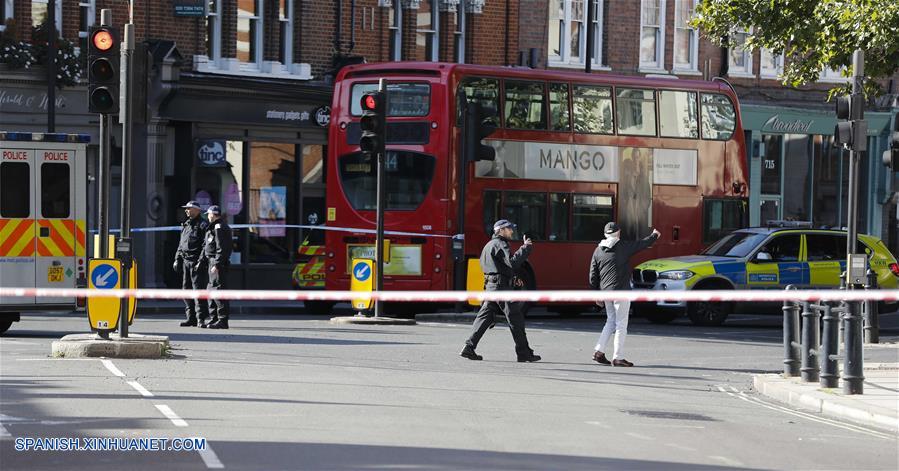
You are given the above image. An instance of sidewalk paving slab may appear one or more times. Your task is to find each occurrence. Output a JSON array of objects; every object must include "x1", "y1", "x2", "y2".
[{"x1": 753, "y1": 361, "x2": 899, "y2": 433}]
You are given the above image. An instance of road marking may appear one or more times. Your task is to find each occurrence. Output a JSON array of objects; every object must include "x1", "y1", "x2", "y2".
[
  {"x1": 665, "y1": 443, "x2": 696, "y2": 452},
  {"x1": 154, "y1": 404, "x2": 188, "y2": 427},
  {"x1": 0, "y1": 421, "x2": 11, "y2": 440},
  {"x1": 708, "y1": 455, "x2": 744, "y2": 467},
  {"x1": 624, "y1": 432, "x2": 653, "y2": 440},
  {"x1": 584, "y1": 421, "x2": 611, "y2": 429},
  {"x1": 198, "y1": 445, "x2": 225, "y2": 469},
  {"x1": 716, "y1": 386, "x2": 893, "y2": 440},
  {"x1": 126, "y1": 380, "x2": 154, "y2": 397},
  {"x1": 101, "y1": 359, "x2": 125, "y2": 377}
]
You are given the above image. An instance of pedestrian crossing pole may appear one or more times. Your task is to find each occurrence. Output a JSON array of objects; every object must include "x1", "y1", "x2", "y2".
[{"x1": 118, "y1": 6, "x2": 136, "y2": 338}]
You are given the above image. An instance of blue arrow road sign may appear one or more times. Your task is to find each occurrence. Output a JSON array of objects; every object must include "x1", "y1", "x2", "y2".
[
  {"x1": 353, "y1": 262, "x2": 371, "y2": 282},
  {"x1": 91, "y1": 263, "x2": 119, "y2": 289}
]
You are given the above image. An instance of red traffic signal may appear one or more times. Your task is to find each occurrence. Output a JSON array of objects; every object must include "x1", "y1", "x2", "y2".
[
  {"x1": 359, "y1": 92, "x2": 386, "y2": 155},
  {"x1": 92, "y1": 29, "x2": 115, "y2": 51},
  {"x1": 87, "y1": 26, "x2": 120, "y2": 114},
  {"x1": 361, "y1": 93, "x2": 382, "y2": 113}
]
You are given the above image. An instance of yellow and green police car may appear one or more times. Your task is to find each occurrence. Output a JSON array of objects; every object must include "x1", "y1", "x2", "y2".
[{"x1": 633, "y1": 225, "x2": 899, "y2": 326}]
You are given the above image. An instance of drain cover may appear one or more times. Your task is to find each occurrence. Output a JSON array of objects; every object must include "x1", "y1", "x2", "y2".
[{"x1": 621, "y1": 410, "x2": 716, "y2": 421}]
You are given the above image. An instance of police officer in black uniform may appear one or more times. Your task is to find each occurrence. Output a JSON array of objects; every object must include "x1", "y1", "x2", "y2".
[
  {"x1": 199, "y1": 205, "x2": 233, "y2": 329},
  {"x1": 174, "y1": 201, "x2": 209, "y2": 327},
  {"x1": 461, "y1": 219, "x2": 541, "y2": 362}
]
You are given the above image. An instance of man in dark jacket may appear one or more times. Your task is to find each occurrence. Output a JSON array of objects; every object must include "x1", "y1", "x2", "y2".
[
  {"x1": 199, "y1": 205, "x2": 232, "y2": 329},
  {"x1": 589, "y1": 222, "x2": 660, "y2": 367},
  {"x1": 174, "y1": 201, "x2": 209, "y2": 327},
  {"x1": 461, "y1": 219, "x2": 541, "y2": 362}
]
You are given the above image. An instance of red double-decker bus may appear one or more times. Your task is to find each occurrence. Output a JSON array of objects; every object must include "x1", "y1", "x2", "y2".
[{"x1": 320, "y1": 62, "x2": 748, "y2": 316}]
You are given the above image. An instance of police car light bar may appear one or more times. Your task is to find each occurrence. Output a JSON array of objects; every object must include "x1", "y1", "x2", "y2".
[
  {"x1": 0, "y1": 132, "x2": 90, "y2": 143},
  {"x1": 766, "y1": 220, "x2": 813, "y2": 228}
]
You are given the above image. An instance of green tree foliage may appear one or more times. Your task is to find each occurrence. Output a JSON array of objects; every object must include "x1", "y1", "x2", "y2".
[{"x1": 692, "y1": 0, "x2": 899, "y2": 98}]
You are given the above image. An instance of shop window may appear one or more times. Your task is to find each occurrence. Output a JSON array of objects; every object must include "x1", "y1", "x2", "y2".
[
  {"x1": 504, "y1": 81, "x2": 547, "y2": 130},
  {"x1": 1, "y1": 162, "x2": 30, "y2": 218},
  {"x1": 573, "y1": 85, "x2": 613, "y2": 134},
  {"x1": 195, "y1": 141, "x2": 244, "y2": 263},
  {"x1": 782, "y1": 134, "x2": 812, "y2": 221},
  {"x1": 813, "y1": 135, "x2": 843, "y2": 228},
  {"x1": 639, "y1": 0, "x2": 665, "y2": 70},
  {"x1": 659, "y1": 90, "x2": 698, "y2": 138},
  {"x1": 41, "y1": 163, "x2": 70, "y2": 219},
  {"x1": 760, "y1": 134, "x2": 782, "y2": 195},
  {"x1": 616, "y1": 88, "x2": 656, "y2": 136},
  {"x1": 549, "y1": 83, "x2": 571, "y2": 131},
  {"x1": 302, "y1": 145, "x2": 324, "y2": 184},
  {"x1": 300, "y1": 144, "x2": 326, "y2": 246},
  {"x1": 703, "y1": 198, "x2": 745, "y2": 244},
  {"x1": 700, "y1": 94, "x2": 736, "y2": 140},
  {"x1": 248, "y1": 142, "x2": 296, "y2": 264},
  {"x1": 549, "y1": 193, "x2": 570, "y2": 241},
  {"x1": 504, "y1": 192, "x2": 546, "y2": 241},
  {"x1": 573, "y1": 194, "x2": 613, "y2": 241}
]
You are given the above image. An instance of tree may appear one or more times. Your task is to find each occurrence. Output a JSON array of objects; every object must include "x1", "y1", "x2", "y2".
[{"x1": 692, "y1": 0, "x2": 899, "y2": 98}]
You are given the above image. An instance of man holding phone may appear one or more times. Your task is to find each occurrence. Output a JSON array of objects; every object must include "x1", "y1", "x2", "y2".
[{"x1": 461, "y1": 219, "x2": 541, "y2": 362}]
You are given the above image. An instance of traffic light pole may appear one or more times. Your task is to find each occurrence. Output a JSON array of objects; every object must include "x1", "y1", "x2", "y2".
[
  {"x1": 118, "y1": 21, "x2": 135, "y2": 338},
  {"x1": 374, "y1": 79, "x2": 387, "y2": 318},
  {"x1": 843, "y1": 50, "x2": 865, "y2": 395},
  {"x1": 47, "y1": 0, "x2": 57, "y2": 132}
]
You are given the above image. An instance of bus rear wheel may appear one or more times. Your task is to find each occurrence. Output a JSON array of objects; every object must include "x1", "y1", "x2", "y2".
[{"x1": 0, "y1": 320, "x2": 13, "y2": 335}]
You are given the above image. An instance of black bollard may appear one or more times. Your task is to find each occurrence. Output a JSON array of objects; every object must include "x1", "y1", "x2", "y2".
[
  {"x1": 782, "y1": 297, "x2": 801, "y2": 377},
  {"x1": 800, "y1": 301, "x2": 820, "y2": 382},
  {"x1": 842, "y1": 300, "x2": 865, "y2": 394},
  {"x1": 819, "y1": 303, "x2": 840, "y2": 388},
  {"x1": 863, "y1": 269, "x2": 879, "y2": 344}
]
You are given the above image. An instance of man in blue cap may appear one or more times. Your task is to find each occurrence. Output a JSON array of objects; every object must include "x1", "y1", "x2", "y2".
[
  {"x1": 199, "y1": 205, "x2": 232, "y2": 329},
  {"x1": 173, "y1": 200, "x2": 209, "y2": 327},
  {"x1": 461, "y1": 219, "x2": 541, "y2": 362}
]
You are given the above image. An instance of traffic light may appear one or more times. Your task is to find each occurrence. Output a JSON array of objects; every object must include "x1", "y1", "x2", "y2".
[
  {"x1": 88, "y1": 26, "x2": 120, "y2": 114},
  {"x1": 359, "y1": 92, "x2": 386, "y2": 156},
  {"x1": 883, "y1": 119, "x2": 899, "y2": 171},
  {"x1": 834, "y1": 94, "x2": 866, "y2": 151},
  {"x1": 464, "y1": 102, "x2": 497, "y2": 162}
]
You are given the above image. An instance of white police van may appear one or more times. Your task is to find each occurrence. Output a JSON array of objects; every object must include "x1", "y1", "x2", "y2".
[{"x1": 0, "y1": 132, "x2": 90, "y2": 334}]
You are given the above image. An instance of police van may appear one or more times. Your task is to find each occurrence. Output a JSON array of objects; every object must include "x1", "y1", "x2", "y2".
[{"x1": 0, "y1": 132, "x2": 90, "y2": 334}]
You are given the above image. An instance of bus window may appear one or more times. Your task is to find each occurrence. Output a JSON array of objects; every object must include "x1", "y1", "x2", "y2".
[
  {"x1": 573, "y1": 85, "x2": 614, "y2": 134},
  {"x1": 41, "y1": 163, "x2": 70, "y2": 218},
  {"x1": 350, "y1": 82, "x2": 431, "y2": 116},
  {"x1": 616, "y1": 88, "x2": 657, "y2": 136},
  {"x1": 659, "y1": 90, "x2": 698, "y2": 138},
  {"x1": 338, "y1": 151, "x2": 436, "y2": 211},
  {"x1": 504, "y1": 81, "x2": 547, "y2": 130},
  {"x1": 504, "y1": 191, "x2": 546, "y2": 240},
  {"x1": 1, "y1": 162, "x2": 30, "y2": 218},
  {"x1": 549, "y1": 193, "x2": 570, "y2": 241},
  {"x1": 700, "y1": 93, "x2": 736, "y2": 140},
  {"x1": 573, "y1": 194, "x2": 614, "y2": 241},
  {"x1": 483, "y1": 190, "x2": 501, "y2": 236},
  {"x1": 703, "y1": 198, "x2": 746, "y2": 243},
  {"x1": 549, "y1": 83, "x2": 571, "y2": 131},
  {"x1": 458, "y1": 77, "x2": 500, "y2": 125}
]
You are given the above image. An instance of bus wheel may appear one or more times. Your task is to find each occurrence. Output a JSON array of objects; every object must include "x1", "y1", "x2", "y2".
[
  {"x1": 303, "y1": 300, "x2": 335, "y2": 315},
  {"x1": 0, "y1": 320, "x2": 13, "y2": 335},
  {"x1": 687, "y1": 301, "x2": 732, "y2": 326}
]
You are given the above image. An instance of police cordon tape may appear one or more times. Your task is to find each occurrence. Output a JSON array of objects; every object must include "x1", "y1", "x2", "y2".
[
  {"x1": 98, "y1": 224, "x2": 460, "y2": 239},
  {"x1": 1, "y1": 287, "x2": 898, "y2": 304}
]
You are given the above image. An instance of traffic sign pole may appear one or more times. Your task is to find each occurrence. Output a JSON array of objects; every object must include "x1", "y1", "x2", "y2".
[
  {"x1": 374, "y1": 78, "x2": 387, "y2": 318},
  {"x1": 118, "y1": 20, "x2": 135, "y2": 338}
]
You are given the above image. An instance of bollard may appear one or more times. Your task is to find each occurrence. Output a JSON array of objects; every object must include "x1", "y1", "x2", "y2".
[
  {"x1": 782, "y1": 297, "x2": 801, "y2": 377},
  {"x1": 800, "y1": 301, "x2": 820, "y2": 382},
  {"x1": 819, "y1": 303, "x2": 840, "y2": 388},
  {"x1": 863, "y1": 269, "x2": 879, "y2": 344},
  {"x1": 842, "y1": 300, "x2": 865, "y2": 394}
]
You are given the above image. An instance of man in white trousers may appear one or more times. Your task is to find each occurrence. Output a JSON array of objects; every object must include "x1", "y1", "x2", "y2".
[{"x1": 588, "y1": 222, "x2": 660, "y2": 367}]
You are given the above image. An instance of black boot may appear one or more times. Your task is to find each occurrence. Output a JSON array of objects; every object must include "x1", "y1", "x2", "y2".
[
  {"x1": 180, "y1": 318, "x2": 198, "y2": 327},
  {"x1": 208, "y1": 319, "x2": 229, "y2": 329},
  {"x1": 460, "y1": 345, "x2": 483, "y2": 360},
  {"x1": 517, "y1": 351, "x2": 541, "y2": 362}
]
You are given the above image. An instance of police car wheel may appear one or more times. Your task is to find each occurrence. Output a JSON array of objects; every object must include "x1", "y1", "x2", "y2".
[
  {"x1": 639, "y1": 306, "x2": 680, "y2": 324},
  {"x1": 0, "y1": 320, "x2": 13, "y2": 335},
  {"x1": 687, "y1": 301, "x2": 732, "y2": 326},
  {"x1": 303, "y1": 300, "x2": 335, "y2": 315}
]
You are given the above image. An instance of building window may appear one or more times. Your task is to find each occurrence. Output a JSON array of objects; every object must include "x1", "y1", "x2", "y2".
[
  {"x1": 78, "y1": 1, "x2": 96, "y2": 63},
  {"x1": 728, "y1": 27, "x2": 753, "y2": 76},
  {"x1": 548, "y1": 0, "x2": 605, "y2": 68},
  {"x1": 639, "y1": 0, "x2": 665, "y2": 70},
  {"x1": 0, "y1": 0, "x2": 14, "y2": 33},
  {"x1": 760, "y1": 48, "x2": 783, "y2": 78},
  {"x1": 31, "y1": 0, "x2": 62, "y2": 32},
  {"x1": 673, "y1": 0, "x2": 698, "y2": 72},
  {"x1": 416, "y1": 0, "x2": 439, "y2": 61},
  {"x1": 237, "y1": 0, "x2": 262, "y2": 67},
  {"x1": 278, "y1": 0, "x2": 293, "y2": 65},
  {"x1": 820, "y1": 66, "x2": 847, "y2": 83},
  {"x1": 206, "y1": 0, "x2": 222, "y2": 63}
]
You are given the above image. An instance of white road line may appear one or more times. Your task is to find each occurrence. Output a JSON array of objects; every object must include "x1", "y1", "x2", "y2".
[
  {"x1": 198, "y1": 445, "x2": 225, "y2": 469},
  {"x1": 126, "y1": 381, "x2": 154, "y2": 397},
  {"x1": 665, "y1": 443, "x2": 697, "y2": 452},
  {"x1": 154, "y1": 405, "x2": 188, "y2": 427},
  {"x1": 584, "y1": 421, "x2": 611, "y2": 429},
  {"x1": 101, "y1": 359, "x2": 125, "y2": 377},
  {"x1": 0, "y1": 421, "x2": 11, "y2": 440},
  {"x1": 716, "y1": 386, "x2": 893, "y2": 440},
  {"x1": 624, "y1": 432, "x2": 653, "y2": 440},
  {"x1": 708, "y1": 455, "x2": 744, "y2": 467}
]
